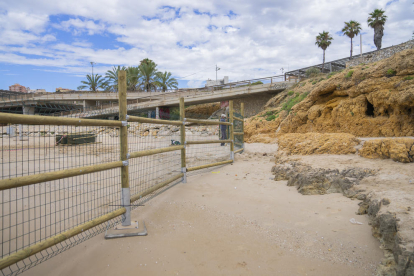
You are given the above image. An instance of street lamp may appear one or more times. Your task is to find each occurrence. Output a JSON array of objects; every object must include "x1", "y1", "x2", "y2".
[
  {"x1": 215, "y1": 64, "x2": 220, "y2": 83},
  {"x1": 90, "y1": 62, "x2": 96, "y2": 76}
]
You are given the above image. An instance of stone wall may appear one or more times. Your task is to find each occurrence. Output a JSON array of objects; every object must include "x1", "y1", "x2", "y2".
[
  {"x1": 233, "y1": 94, "x2": 276, "y2": 117},
  {"x1": 347, "y1": 39, "x2": 414, "y2": 67}
]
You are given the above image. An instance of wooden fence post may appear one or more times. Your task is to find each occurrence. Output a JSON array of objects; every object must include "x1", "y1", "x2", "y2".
[
  {"x1": 180, "y1": 97, "x2": 187, "y2": 183},
  {"x1": 118, "y1": 70, "x2": 131, "y2": 226},
  {"x1": 229, "y1": 100, "x2": 234, "y2": 161},
  {"x1": 241, "y1": 102, "x2": 245, "y2": 152}
]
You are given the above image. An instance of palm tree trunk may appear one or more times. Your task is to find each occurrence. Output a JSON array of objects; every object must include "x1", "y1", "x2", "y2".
[
  {"x1": 322, "y1": 49, "x2": 325, "y2": 72},
  {"x1": 350, "y1": 37, "x2": 353, "y2": 59}
]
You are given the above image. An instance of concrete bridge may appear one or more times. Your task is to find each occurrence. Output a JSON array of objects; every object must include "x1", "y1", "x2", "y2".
[{"x1": 68, "y1": 81, "x2": 295, "y2": 119}]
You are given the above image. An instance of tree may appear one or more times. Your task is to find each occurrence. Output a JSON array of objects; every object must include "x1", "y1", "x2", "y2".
[
  {"x1": 154, "y1": 71, "x2": 178, "y2": 92},
  {"x1": 126, "y1": 66, "x2": 142, "y2": 91},
  {"x1": 77, "y1": 74, "x2": 108, "y2": 92},
  {"x1": 315, "y1": 31, "x2": 333, "y2": 72},
  {"x1": 105, "y1": 66, "x2": 126, "y2": 92},
  {"x1": 368, "y1": 9, "x2": 387, "y2": 50},
  {"x1": 139, "y1": 59, "x2": 158, "y2": 92},
  {"x1": 342, "y1": 20, "x2": 362, "y2": 59}
]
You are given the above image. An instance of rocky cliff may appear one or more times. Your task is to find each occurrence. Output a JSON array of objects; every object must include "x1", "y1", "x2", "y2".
[{"x1": 245, "y1": 49, "x2": 414, "y2": 140}]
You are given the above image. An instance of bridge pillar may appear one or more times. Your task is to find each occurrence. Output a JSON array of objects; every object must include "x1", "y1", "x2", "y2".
[
  {"x1": 83, "y1": 100, "x2": 96, "y2": 110},
  {"x1": 156, "y1": 107, "x2": 160, "y2": 119},
  {"x1": 23, "y1": 106, "x2": 35, "y2": 115}
]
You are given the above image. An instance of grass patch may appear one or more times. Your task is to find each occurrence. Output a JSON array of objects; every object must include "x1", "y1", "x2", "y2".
[
  {"x1": 386, "y1": 69, "x2": 397, "y2": 77},
  {"x1": 404, "y1": 76, "x2": 414, "y2": 80},
  {"x1": 345, "y1": 70, "x2": 354, "y2": 79},
  {"x1": 287, "y1": 90, "x2": 294, "y2": 96},
  {"x1": 266, "y1": 115, "x2": 276, "y2": 121},
  {"x1": 312, "y1": 80, "x2": 317, "y2": 85},
  {"x1": 281, "y1": 92, "x2": 309, "y2": 113}
]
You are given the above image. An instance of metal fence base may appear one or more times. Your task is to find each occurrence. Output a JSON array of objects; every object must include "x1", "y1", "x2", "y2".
[{"x1": 104, "y1": 220, "x2": 148, "y2": 239}]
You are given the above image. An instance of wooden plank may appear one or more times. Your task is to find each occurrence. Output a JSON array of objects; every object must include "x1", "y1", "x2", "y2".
[
  {"x1": 186, "y1": 140, "x2": 232, "y2": 145},
  {"x1": 234, "y1": 132, "x2": 244, "y2": 135},
  {"x1": 233, "y1": 117, "x2": 243, "y2": 122},
  {"x1": 0, "y1": 208, "x2": 126, "y2": 270},
  {"x1": 0, "y1": 112, "x2": 121, "y2": 127},
  {"x1": 129, "y1": 145, "x2": 184, "y2": 159},
  {"x1": 185, "y1": 118, "x2": 231, "y2": 126},
  {"x1": 128, "y1": 116, "x2": 183, "y2": 126},
  {"x1": 235, "y1": 148, "x2": 243, "y2": 154},
  {"x1": 187, "y1": 160, "x2": 233, "y2": 172},
  {"x1": 130, "y1": 173, "x2": 184, "y2": 203},
  {"x1": 0, "y1": 161, "x2": 123, "y2": 191}
]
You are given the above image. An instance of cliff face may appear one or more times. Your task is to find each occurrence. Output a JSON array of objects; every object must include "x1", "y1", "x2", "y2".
[
  {"x1": 278, "y1": 49, "x2": 414, "y2": 136},
  {"x1": 245, "y1": 49, "x2": 414, "y2": 141}
]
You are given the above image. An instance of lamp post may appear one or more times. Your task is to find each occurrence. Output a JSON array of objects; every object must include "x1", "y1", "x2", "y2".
[
  {"x1": 215, "y1": 64, "x2": 220, "y2": 83},
  {"x1": 90, "y1": 62, "x2": 96, "y2": 76}
]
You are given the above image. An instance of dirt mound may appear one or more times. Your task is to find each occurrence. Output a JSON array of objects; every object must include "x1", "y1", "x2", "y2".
[
  {"x1": 359, "y1": 138, "x2": 414, "y2": 163},
  {"x1": 277, "y1": 133, "x2": 360, "y2": 155},
  {"x1": 244, "y1": 116, "x2": 282, "y2": 143},
  {"x1": 185, "y1": 103, "x2": 221, "y2": 117}
]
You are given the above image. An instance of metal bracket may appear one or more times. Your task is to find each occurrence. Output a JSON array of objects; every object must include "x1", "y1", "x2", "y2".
[
  {"x1": 126, "y1": 153, "x2": 130, "y2": 159},
  {"x1": 231, "y1": 151, "x2": 234, "y2": 161},
  {"x1": 181, "y1": 167, "x2": 187, "y2": 183},
  {"x1": 104, "y1": 221, "x2": 148, "y2": 239},
  {"x1": 182, "y1": 118, "x2": 186, "y2": 124},
  {"x1": 122, "y1": 160, "x2": 129, "y2": 166},
  {"x1": 126, "y1": 115, "x2": 130, "y2": 120},
  {"x1": 121, "y1": 121, "x2": 128, "y2": 126}
]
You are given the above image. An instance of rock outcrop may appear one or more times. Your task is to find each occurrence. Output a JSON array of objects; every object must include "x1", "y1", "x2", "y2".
[
  {"x1": 278, "y1": 133, "x2": 360, "y2": 155},
  {"x1": 359, "y1": 138, "x2": 414, "y2": 163}
]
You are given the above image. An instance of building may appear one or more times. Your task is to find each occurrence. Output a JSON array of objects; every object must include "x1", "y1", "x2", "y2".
[
  {"x1": 27, "y1": 89, "x2": 47, "y2": 93},
  {"x1": 9, "y1": 83, "x2": 28, "y2": 93},
  {"x1": 56, "y1": 87, "x2": 72, "y2": 92},
  {"x1": 205, "y1": 76, "x2": 229, "y2": 87}
]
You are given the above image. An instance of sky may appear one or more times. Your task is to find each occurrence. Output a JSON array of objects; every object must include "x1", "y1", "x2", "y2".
[{"x1": 0, "y1": 0, "x2": 413, "y2": 92}]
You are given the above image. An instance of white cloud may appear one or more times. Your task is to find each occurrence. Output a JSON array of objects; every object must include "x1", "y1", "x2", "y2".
[{"x1": 0, "y1": 0, "x2": 413, "y2": 88}]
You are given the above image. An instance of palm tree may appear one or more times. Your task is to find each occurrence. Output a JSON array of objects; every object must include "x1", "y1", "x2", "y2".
[
  {"x1": 155, "y1": 71, "x2": 179, "y2": 92},
  {"x1": 138, "y1": 59, "x2": 158, "y2": 92},
  {"x1": 315, "y1": 31, "x2": 333, "y2": 72},
  {"x1": 368, "y1": 9, "x2": 387, "y2": 50},
  {"x1": 105, "y1": 66, "x2": 126, "y2": 92},
  {"x1": 126, "y1": 66, "x2": 141, "y2": 91},
  {"x1": 342, "y1": 20, "x2": 362, "y2": 59},
  {"x1": 77, "y1": 74, "x2": 108, "y2": 92}
]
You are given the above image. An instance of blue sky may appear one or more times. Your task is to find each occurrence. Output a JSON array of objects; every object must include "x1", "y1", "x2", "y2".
[{"x1": 0, "y1": 0, "x2": 413, "y2": 92}]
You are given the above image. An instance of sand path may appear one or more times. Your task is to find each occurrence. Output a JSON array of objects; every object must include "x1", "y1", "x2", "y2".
[{"x1": 22, "y1": 144, "x2": 382, "y2": 276}]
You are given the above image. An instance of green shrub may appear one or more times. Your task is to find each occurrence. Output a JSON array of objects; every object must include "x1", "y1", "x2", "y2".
[
  {"x1": 350, "y1": 111, "x2": 354, "y2": 116},
  {"x1": 404, "y1": 76, "x2": 414, "y2": 80},
  {"x1": 305, "y1": 67, "x2": 320, "y2": 78},
  {"x1": 287, "y1": 91, "x2": 294, "y2": 96},
  {"x1": 281, "y1": 92, "x2": 309, "y2": 113},
  {"x1": 266, "y1": 115, "x2": 276, "y2": 121},
  {"x1": 345, "y1": 70, "x2": 354, "y2": 79},
  {"x1": 312, "y1": 81, "x2": 317, "y2": 85},
  {"x1": 386, "y1": 69, "x2": 397, "y2": 76},
  {"x1": 301, "y1": 82, "x2": 306, "y2": 87},
  {"x1": 265, "y1": 111, "x2": 273, "y2": 116},
  {"x1": 251, "y1": 81, "x2": 264, "y2": 85}
]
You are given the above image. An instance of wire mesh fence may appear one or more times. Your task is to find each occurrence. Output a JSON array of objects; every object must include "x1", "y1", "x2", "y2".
[{"x1": 0, "y1": 84, "x2": 244, "y2": 275}]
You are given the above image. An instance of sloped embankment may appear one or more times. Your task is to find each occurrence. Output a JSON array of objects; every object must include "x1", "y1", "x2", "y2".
[{"x1": 245, "y1": 49, "x2": 414, "y2": 141}]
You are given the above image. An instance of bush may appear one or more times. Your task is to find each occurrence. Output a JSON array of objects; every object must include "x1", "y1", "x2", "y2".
[
  {"x1": 386, "y1": 69, "x2": 397, "y2": 76},
  {"x1": 404, "y1": 76, "x2": 414, "y2": 80},
  {"x1": 281, "y1": 92, "x2": 309, "y2": 113},
  {"x1": 251, "y1": 81, "x2": 264, "y2": 85},
  {"x1": 265, "y1": 111, "x2": 273, "y2": 116},
  {"x1": 305, "y1": 67, "x2": 320, "y2": 78},
  {"x1": 312, "y1": 80, "x2": 317, "y2": 85},
  {"x1": 266, "y1": 115, "x2": 276, "y2": 121},
  {"x1": 287, "y1": 91, "x2": 294, "y2": 96},
  {"x1": 345, "y1": 70, "x2": 354, "y2": 79}
]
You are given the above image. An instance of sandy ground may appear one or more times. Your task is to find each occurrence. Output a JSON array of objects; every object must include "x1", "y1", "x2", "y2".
[{"x1": 22, "y1": 143, "x2": 383, "y2": 276}]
